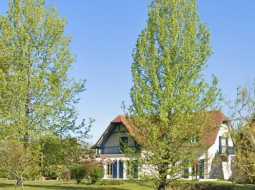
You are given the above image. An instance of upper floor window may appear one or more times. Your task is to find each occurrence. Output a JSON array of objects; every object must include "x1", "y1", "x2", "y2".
[
  {"x1": 120, "y1": 136, "x2": 128, "y2": 152},
  {"x1": 191, "y1": 136, "x2": 199, "y2": 144},
  {"x1": 96, "y1": 148, "x2": 100, "y2": 155},
  {"x1": 219, "y1": 136, "x2": 228, "y2": 154},
  {"x1": 112, "y1": 124, "x2": 128, "y2": 133}
]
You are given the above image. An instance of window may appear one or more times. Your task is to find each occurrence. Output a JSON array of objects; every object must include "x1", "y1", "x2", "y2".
[
  {"x1": 199, "y1": 159, "x2": 205, "y2": 179},
  {"x1": 192, "y1": 164, "x2": 197, "y2": 178},
  {"x1": 182, "y1": 160, "x2": 191, "y2": 178},
  {"x1": 119, "y1": 125, "x2": 128, "y2": 132},
  {"x1": 120, "y1": 136, "x2": 128, "y2": 153},
  {"x1": 191, "y1": 136, "x2": 199, "y2": 144},
  {"x1": 112, "y1": 124, "x2": 128, "y2": 133},
  {"x1": 107, "y1": 163, "x2": 112, "y2": 176},
  {"x1": 219, "y1": 136, "x2": 228, "y2": 154},
  {"x1": 132, "y1": 160, "x2": 139, "y2": 178},
  {"x1": 183, "y1": 168, "x2": 189, "y2": 178},
  {"x1": 134, "y1": 141, "x2": 141, "y2": 153},
  {"x1": 127, "y1": 160, "x2": 139, "y2": 178},
  {"x1": 96, "y1": 148, "x2": 100, "y2": 155}
]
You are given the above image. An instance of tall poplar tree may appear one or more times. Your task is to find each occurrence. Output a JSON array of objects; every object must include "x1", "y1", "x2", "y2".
[
  {"x1": 129, "y1": 0, "x2": 220, "y2": 189},
  {"x1": 0, "y1": 0, "x2": 91, "y2": 141},
  {"x1": 0, "y1": 0, "x2": 91, "y2": 183}
]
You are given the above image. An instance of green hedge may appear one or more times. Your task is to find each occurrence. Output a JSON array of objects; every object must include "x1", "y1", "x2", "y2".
[
  {"x1": 97, "y1": 179, "x2": 124, "y2": 185},
  {"x1": 168, "y1": 181, "x2": 255, "y2": 190}
]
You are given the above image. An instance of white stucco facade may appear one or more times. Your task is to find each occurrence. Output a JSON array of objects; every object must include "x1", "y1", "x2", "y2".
[
  {"x1": 198, "y1": 123, "x2": 235, "y2": 180},
  {"x1": 93, "y1": 114, "x2": 235, "y2": 181}
]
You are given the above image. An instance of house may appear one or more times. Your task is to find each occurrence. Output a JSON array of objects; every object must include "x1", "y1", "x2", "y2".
[{"x1": 92, "y1": 111, "x2": 235, "y2": 180}]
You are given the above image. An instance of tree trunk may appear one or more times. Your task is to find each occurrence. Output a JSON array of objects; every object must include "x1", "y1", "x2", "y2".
[
  {"x1": 157, "y1": 164, "x2": 168, "y2": 190},
  {"x1": 16, "y1": 176, "x2": 24, "y2": 189},
  {"x1": 158, "y1": 182, "x2": 166, "y2": 190}
]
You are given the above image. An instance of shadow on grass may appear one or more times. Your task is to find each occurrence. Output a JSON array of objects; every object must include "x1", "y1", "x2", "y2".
[
  {"x1": 0, "y1": 183, "x2": 126, "y2": 190},
  {"x1": 134, "y1": 180, "x2": 153, "y2": 188},
  {"x1": 28, "y1": 184, "x2": 125, "y2": 190},
  {"x1": 0, "y1": 184, "x2": 14, "y2": 188}
]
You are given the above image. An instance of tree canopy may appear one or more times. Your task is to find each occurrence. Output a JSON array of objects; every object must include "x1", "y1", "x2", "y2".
[
  {"x1": 129, "y1": 0, "x2": 220, "y2": 189},
  {"x1": 0, "y1": 0, "x2": 91, "y2": 141},
  {"x1": 0, "y1": 0, "x2": 92, "y2": 185}
]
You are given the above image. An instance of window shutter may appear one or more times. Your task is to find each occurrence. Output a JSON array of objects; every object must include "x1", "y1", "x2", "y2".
[
  {"x1": 219, "y1": 136, "x2": 222, "y2": 154},
  {"x1": 226, "y1": 137, "x2": 229, "y2": 154}
]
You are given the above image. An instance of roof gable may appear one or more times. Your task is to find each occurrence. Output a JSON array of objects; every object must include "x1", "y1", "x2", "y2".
[
  {"x1": 92, "y1": 115, "x2": 133, "y2": 148},
  {"x1": 201, "y1": 111, "x2": 229, "y2": 147},
  {"x1": 92, "y1": 112, "x2": 229, "y2": 149}
]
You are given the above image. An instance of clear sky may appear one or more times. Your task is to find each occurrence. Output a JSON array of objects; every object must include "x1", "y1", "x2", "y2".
[{"x1": 1, "y1": 1, "x2": 255, "y2": 144}]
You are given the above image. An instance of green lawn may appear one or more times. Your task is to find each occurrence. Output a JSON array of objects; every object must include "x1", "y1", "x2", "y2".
[
  {"x1": 1, "y1": 180, "x2": 254, "y2": 190},
  {"x1": 0, "y1": 180, "x2": 153, "y2": 190}
]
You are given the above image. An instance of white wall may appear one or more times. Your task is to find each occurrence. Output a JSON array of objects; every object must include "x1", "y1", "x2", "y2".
[
  {"x1": 98, "y1": 123, "x2": 235, "y2": 180},
  {"x1": 206, "y1": 124, "x2": 234, "y2": 180}
]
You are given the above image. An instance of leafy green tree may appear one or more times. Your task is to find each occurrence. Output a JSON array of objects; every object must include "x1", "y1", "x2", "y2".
[
  {"x1": 231, "y1": 86, "x2": 255, "y2": 183},
  {"x1": 79, "y1": 160, "x2": 104, "y2": 184},
  {"x1": 39, "y1": 135, "x2": 91, "y2": 179},
  {"x1": 129, "y1": 0, "x2": 220, "y2": 189},
  {"x1": 39, "y1": 135, "x2": 64, "y2": 178},
  {"x1": 0, "y1": 138, "x2": 40, "y2": 188},
  {"x1": 70, "y1": 164, "x2": 87, "y2": 184},
  {"x1": 233, "y1": 125, "x2": 255, "y2": 184},
  {"x1": 0, "y1": 0, "x2": 91, "y2": 142},
  {"x1": 0, "y1": 0, "x2": 92, "y2": 183}
]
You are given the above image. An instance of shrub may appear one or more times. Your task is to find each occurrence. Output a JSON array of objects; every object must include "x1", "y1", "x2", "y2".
[
  {"x1": 70, "y1": 164, "x2": 87, "y2": 184},
  {"x1": 80, "y1": 160, "x2": 103, "y2": 184},
  {"x1": 62, "y1": 168, "x2": 71, "y2": 181},
  {"x1": 88, "y1": 163, "x2": 103, "y2": 184},
  {"x1": 98, "y1": 180, "x2": 124, "y2": 185},
  {"x1": 0, "y1": 170, "x2": 7, "y2": 178},
  {"x1": 231, "y1": 159, "x2": 255, "y2": 184},
  {"x1": 43, "y1": 165, "x2": 69, "y2": 180}
]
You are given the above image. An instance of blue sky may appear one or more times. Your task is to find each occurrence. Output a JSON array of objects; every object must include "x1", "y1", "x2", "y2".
[{"x1": 1, "y1": 1, "x2": 255, "y2": 144}]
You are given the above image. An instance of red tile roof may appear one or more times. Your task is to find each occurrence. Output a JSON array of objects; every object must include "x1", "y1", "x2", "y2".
[
  {"x1": 201, "y1": 111, "x2": 229, "y2": 147},
  {"x1": 93, "y1": 111, "x2": 229, "y2": 148},
  {"x1": 112, "y1": 111, "x2": 229, "y2": 147}
]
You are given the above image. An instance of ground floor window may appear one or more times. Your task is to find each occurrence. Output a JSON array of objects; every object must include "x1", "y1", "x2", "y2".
[
  {"x1": 107, "y1": 163, "x2": 112, "y2": 176},
  {"x1": 192, "y1": 163, "x2": 198, "y2": 179},
  {"x1": 127, "y1": 160, "x2": 138, "y2": 179},
  {"x1": 182, "y1": 160, "x2": 191, "y2": 178},
  {"x1": 199, "y1": 159, "x2": 205, "y2": 179},
  {"x1": 183, "y1": 168, "x2": 189, "y2": 178}
]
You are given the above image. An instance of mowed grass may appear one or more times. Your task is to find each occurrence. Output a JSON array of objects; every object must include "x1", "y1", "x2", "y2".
[
  {"x1": 0, "y1": 179, "x2": 153, "y2": 190},
  {"x1": 1, "y1": 179, "x2": 254, "y2": 190}
]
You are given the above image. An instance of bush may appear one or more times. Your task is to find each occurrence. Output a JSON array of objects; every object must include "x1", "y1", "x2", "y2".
[
  {"x1": 98, "y1": 180, "x2": 124, "y2": 185},
  {"x1": 168, "y1": 181, "x2": 255, "y2": 190},
  {"x1": 231, "y1": 160, "x2": 255, "y2": 184},
  {"x1": 0, "y1": 170, "x2": 7, "y2": 178},
  {"x1": 43, "y1": 165, "x2": 69, "y2": 180},
  {"x1": 70, "y1": 164, "x2": 87, "y2": 184},
  {"x1": 88, "y1": 163, "x2": 103, "y2": 184},
  {"x1": 61, "y1": 168, "x2": 71, "y2": 181},
  {"x1": 90, "y1": 169, "x2": 103, "y2": 184},
  {"x1": 69, "y1": 161, "x2": 104, "y2": 184},
  {"x1": 76, "y1": 160, "x2": 104, "y2": 184}
]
